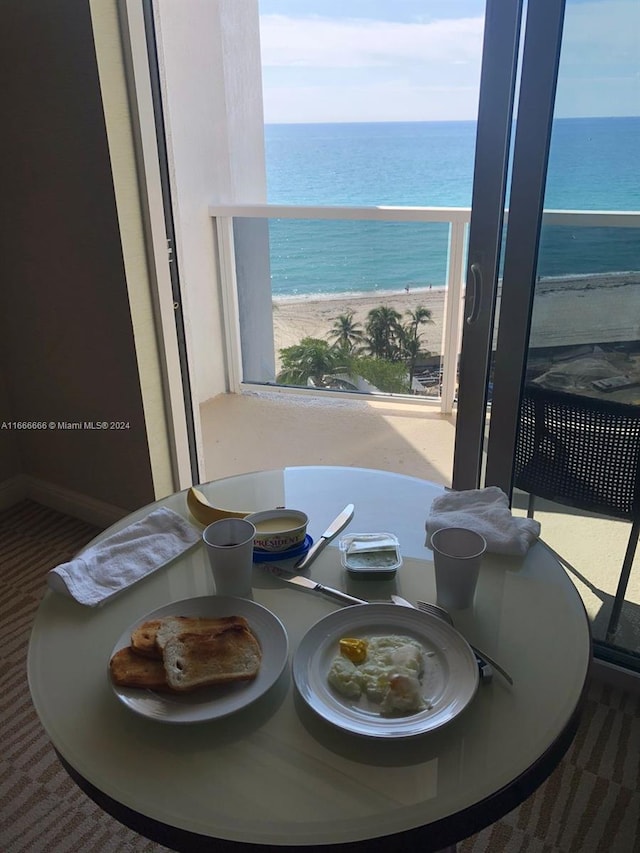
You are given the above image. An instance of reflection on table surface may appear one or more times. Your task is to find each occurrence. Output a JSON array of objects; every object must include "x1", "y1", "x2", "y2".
[{"x1": 28, "y1": 466, "x2": 592, "y2": 851}]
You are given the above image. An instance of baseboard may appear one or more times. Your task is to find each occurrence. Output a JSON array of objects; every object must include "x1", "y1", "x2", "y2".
[
  {"x1": 0, "y1": 475, "x2": 28, "y2": 511},
  {"x1": 0, "y1": 474, "x2": 128, "y2": 529}
]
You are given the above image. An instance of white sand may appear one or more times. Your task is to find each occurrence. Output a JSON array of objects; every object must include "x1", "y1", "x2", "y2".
[
  {"x1": 273, "y1": 287, "x2": 448, "y2": 356},
  {"x1": 272, "y1": 273, "x2": 640, "y2": 357}
]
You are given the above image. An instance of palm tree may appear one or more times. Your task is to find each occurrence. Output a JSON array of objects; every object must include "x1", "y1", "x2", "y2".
[
  {"x1": 365, "y1": 305, "x2": 403, "y2": 360},
  {"x1": 404, "y1": 305, "x2": 433, "y2": 343},
  {"x1": 402, "y1": 305, "x2": 433, "y2": 387},
  {"x1": 327, "y1": 312, "x2": 365, "y2": 353},
  {"x1": 400, "y1": 333, "x2": 424, "y2": 388},
  {"x1": 277, "y1": 338, "x2": 343, "y2": 387}
]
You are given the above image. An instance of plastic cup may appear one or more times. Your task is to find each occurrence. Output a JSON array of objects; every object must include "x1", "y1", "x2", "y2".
[
  {"x1": 203, "y1": 518, "x2": 256, "y2": 597},
  {"x1": 430, "y1": 527, "x2": 486, "y2": 610}
]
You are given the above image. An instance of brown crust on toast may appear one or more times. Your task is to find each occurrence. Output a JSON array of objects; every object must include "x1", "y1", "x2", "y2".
[
  {"x1": 109, "y1": 646, "x2": 172, "y2": 691},
  {"x1": 129, "y1": 619, "x2": 164, "y2": 659}
]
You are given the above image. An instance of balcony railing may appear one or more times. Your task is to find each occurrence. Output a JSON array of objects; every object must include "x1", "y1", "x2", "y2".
[{"x1": 209, "y1": 204, "x2": 640, "y2": 415}]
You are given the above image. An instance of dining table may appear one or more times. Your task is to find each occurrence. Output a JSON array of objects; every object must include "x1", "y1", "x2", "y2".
[{"x1": 27, "y1": 466, "x2": 592, "y2": 852}]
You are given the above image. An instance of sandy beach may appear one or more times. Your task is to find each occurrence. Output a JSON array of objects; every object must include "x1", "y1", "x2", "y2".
[
  {"x1": 273, "y1": 287, "x2": 448, "y2": 356},
  {"x1": 272, "y1": 272, "x2": 640, "y2": 360}
]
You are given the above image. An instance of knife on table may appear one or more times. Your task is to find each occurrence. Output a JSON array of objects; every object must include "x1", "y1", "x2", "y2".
[
  {"x1": 294, "y1": 503, "x2": 355, "y2": 570},
  {"x1": 269, "y1": 565, "x2": 365, "y2": 606}
]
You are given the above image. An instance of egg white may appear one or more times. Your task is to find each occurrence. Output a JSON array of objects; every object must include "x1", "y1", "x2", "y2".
[{"x1": 327, "y1": 635, "x2": 429, "y2": 715}]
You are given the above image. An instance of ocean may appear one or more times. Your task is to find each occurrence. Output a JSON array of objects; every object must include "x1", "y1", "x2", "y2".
[{"x1": 263, "y1": 116, "x2": 640, "y2": 298}]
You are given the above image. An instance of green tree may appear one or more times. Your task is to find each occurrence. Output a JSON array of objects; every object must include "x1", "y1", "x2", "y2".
[
  {"x1": 401, "y1": 305, "x2": 433, "y2": 386},
  {"x1": 365, "y1": 305, "x2": 403, "y2": 360},
  {"x1": 277, "y1": 338, "x2": 343, "y2": 387},
  {"x1": 348, "y1": 355, "x2": 410, "y2": 394},
  {"x1": 404, "y1": 305, "x2": 433, "y2": 343},
  {"x1": 327, "y1": 312, "x2": 365, "y2": 353}
]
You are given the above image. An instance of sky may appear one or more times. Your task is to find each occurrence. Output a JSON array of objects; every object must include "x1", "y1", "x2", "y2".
[{"x1": 258, "y1": 0, "x2": 640, "y2": 123}]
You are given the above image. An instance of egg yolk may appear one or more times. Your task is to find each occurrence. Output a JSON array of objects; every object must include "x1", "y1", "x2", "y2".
[{"x1": 339, "y1": 637, "x2": 368, "y2": 663}]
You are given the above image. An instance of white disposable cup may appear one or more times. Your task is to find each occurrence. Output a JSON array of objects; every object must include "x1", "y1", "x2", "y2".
[
  {"x1": 203, "y1": 518, "x2": 256, "y2": 597},
  {"x1": 430, "y1": 527, "x2": 486, "y2": 610}
]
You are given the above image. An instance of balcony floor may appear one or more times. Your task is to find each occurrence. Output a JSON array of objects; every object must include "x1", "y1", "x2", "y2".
[{"x1": 200, "y1": 390, "x2": 640, "y2": 657}]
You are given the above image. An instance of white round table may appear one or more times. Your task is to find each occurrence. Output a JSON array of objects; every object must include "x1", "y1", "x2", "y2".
[{"x1": 28, "y1": 467, "x2": 591, "y2": 851}]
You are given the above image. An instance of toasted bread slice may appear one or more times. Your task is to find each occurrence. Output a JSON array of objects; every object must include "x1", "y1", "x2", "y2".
[
  {"x1": 109, "y1": 646, "x2": 172, "y2": 691},
  {"x1": 155, "y1": 615, "x2": 250, "y2": 654},
  {"x1": 163, "y1": 625, "x2": 262, "y2": 692},
  {"x1": 131, "y1": 615, "x2": 250, "y2": 659},
  {"x1": 130, "y1": 619, "x2": 164, "y2": 658}
]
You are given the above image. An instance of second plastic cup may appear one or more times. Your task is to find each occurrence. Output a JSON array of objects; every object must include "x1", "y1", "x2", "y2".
[{"x1": 430, "y1": 527, "x2": 486, "y2": 610}]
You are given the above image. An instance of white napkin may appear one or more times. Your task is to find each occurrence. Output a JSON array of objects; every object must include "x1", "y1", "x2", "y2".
[
  {"x1": 47, "y1": 507, "x2": 200, "y2": 606},
  {"x1": 426, "y1": 486, "x2": 540, "y2": 557}
]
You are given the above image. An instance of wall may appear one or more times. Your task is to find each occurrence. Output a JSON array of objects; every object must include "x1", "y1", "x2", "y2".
[
  {"x1": 153, "y1": 0, "x2": 268, "y2": 407},
  {"x1": 0, "y1": 0, "x2": 158, "y2": 519},
  {"x1": 0, "y1": 367, "x2": 21, "y2": 484}
]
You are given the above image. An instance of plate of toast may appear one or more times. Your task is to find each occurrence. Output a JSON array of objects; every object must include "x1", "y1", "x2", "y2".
[{"x1": 109, "y1": 596, "x2": 288, "y2": 723}]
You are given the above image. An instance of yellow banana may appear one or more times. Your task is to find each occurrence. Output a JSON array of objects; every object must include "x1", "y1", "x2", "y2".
[{"x1": 186, "y1": 487, "x2": 249, "y2": 526}]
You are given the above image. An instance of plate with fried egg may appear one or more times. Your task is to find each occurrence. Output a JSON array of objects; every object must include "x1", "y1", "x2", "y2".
[{"x1": 292, "y1": 603, "x2": 479, "y2": 738}]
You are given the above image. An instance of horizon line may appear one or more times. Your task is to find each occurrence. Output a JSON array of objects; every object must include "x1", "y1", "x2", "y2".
[{"x1": 264, "y1": 114, "x2": 639, "y2": 127}]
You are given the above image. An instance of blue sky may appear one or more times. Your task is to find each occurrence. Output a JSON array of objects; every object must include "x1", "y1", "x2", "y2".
[{"x1": 258, "y1": 1, "x2": 640, "y2": 123}]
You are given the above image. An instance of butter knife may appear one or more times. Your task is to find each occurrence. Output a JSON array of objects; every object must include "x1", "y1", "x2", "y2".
[
  {"x1": 294, "y1": 503, "x2": 354, "y2": 570},
  {"x1": 269, "y1": 565, "x2": 365, "y2": 606}
]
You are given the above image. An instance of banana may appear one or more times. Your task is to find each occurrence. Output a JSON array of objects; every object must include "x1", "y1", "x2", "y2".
[{"x1": 186, "y1": 487, "x2": 249, "y2": 526}]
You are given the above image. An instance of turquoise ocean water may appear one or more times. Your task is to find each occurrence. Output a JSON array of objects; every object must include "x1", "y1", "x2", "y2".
[{"x1": 264, "y1": 117, "x2": 640, "y2": 298}]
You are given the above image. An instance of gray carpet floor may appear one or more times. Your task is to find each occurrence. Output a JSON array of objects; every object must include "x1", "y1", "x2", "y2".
[{"x1": 1, "y1": 499, "x2": 639, "y2": 852}]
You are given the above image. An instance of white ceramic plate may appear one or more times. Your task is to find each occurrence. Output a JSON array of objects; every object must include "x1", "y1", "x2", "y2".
[
  {"x1": 293, "y1": 604, "x2": 479, "y2": 738},
  {"x1": 110, "y1": 596, "x2": 288, "y2": 723}
]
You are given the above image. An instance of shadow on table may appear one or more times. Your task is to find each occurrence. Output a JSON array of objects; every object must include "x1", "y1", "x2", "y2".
[
  {"x1": 292, "y1": 688, "x2": 482, "y2": 768},
  {"x1": 111, "y1": 666, "x2": 291, "y2": 752}
]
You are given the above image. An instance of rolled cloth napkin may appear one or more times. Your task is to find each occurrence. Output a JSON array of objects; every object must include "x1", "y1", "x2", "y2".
[
  {"x1": 426, "y1": 486, "x2": 541, "y2": 557},
  {"x1": 47, "y1": 507, "x2": 200, "y2": 606}
]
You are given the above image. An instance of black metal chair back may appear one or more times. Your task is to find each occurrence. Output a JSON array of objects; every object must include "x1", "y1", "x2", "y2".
[{"x1": 514, "y1": 384, "x2": 640, "y2": 639}]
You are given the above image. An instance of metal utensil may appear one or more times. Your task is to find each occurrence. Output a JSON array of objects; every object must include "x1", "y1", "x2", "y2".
[
  {"x1": 294, "y1": 504, "x2": 355, "y2": 570},
  {"x1": 268, "y1": 565, "x2": 366, "y2": 606},
  {"x1": 390, "y1": 595, "x2": 493, "y2": 682},
  {"x1": 416, "y1": 600, "x2": 513, "y2": 686},
  {"x1": 293, "y1": 504, "x2": 355, "y2": 570}
]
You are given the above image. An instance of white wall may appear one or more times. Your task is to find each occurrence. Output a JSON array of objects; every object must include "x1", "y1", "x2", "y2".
[{"x1": 153, "y1": 0, "x2": 268, "y2": 410}]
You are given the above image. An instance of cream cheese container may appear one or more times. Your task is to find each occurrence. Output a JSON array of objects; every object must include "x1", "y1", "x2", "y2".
[{"x1": 339, "y1": 533, "x2": 402, "y2": 577}]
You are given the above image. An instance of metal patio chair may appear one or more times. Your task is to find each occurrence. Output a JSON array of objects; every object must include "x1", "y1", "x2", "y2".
[{"x1": 514, "y1": 383, "x2": 640, "y2": 640}]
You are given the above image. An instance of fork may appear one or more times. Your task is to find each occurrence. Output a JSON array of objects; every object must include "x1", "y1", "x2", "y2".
[{"x1": 416, "y1": 600, "x2": 513, "y2": 686}]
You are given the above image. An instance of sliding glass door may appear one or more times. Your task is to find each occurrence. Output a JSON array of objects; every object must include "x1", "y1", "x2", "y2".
[
  {"x1": 454, "y1": 0, "x2": 566, "y2": 489},
  {"x1": 457, "y1": 0, "x2": 640, "y2": 668},
  {"x1": 508, "y1": 1, "x2": 639, "y2": 666}
]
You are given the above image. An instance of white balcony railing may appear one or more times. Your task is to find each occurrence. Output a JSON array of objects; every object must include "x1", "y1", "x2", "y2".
[{"x1": 209, "y1": 204, "x2": 640, "y2": 414}]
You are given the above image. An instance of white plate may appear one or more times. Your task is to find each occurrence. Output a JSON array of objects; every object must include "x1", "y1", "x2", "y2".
[
  {"x1": 293, "y1": 604, "x2": 479, "y2": 738},
  {"x1": 110, "y1": 596, "x2": 288, "y2": 723}
]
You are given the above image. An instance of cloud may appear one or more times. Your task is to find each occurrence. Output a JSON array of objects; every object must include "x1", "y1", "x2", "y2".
[
  {"x1": 259, "y1": 13, "x2": 484, "y2": 121},
  {"x1": 555, "y1": 1, "x2": 640, "y2": 116},
  {"x1": 560, "y1": 0, "x2": 639, "y2": 70},
  {"x1": 259, "y1": 2, "x2": 639, "y2": 122},
  {"x1": 259, "y1": 14, "x2": 483, "y2": 70}
]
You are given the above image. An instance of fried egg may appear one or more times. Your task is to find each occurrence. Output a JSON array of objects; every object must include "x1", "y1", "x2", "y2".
[{"x1": 328, "y1": 634, "x2": 428, "y2": 715}]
